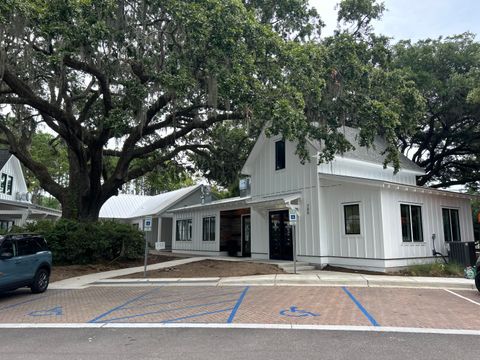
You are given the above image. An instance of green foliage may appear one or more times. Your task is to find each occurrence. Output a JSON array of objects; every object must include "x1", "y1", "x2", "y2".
[
  {"x1": 20, "y1": 219, "x2": 144, "y2": 265},
  {"x1": 402, "y1": 262, "x2": 464, "y2": 277},
  {"x1": 393, "y1": 34, "x2": 480, "y2": 188}
]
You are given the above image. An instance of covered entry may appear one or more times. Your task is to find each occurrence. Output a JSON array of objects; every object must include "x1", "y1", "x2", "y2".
[
  {"x1": 269, "y1": 210, "x2": 293, "y2": 260},
  {"x1": 220, "y1": 208, "x2": 251, "y2": 256}
]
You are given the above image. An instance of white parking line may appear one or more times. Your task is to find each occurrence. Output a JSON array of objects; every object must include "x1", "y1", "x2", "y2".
[
  {"x1": 0, "y1": 323, "x2": 479, "y2": 335},
  {"x1": 444, "y1": 289, "x2": 480, "y2": 306}
]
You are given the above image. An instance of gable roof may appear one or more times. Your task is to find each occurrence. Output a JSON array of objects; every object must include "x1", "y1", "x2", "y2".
[
  {"x1": 242, "y1": 126, "x2": 424, "y2": 175},
  {"x1": 0, "y1": 149, "x2": 12, "y2": 171},
  {"x1": 99, "y1": 185, "x2": 201, "y2": 219},
  {"x1": 330, "y1": 126, "x2": 424, "y2": 173}
]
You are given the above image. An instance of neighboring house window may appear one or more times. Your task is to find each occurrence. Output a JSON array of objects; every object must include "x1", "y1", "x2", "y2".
[
  {"x1": 344, "y1": 204, "x2": 361, "y2": 235},
  {"x1": 400, "y1": 204, "x2": 423, "y2": 242},
  {"x1": 202, "y1": 216, "x2": 216, "y2": 241},
  {"x1": 0, "y1": 173, "x2": 6, "y2": 193},
  {"x1": 0, "y1": 220, "x2": 14, "y2": 231},
  {"x1": 176, "y1": 219, "x2": 192, "y2": 241},
  {"x1": 6, "y1": 176, "x2": 13, "y2": 195},
  {"x1": 442, "y1": 208, "x2": 461, "y2": 242},
  {"x1": 275, "y1": 140, "x2": 285, "y2": 170}
]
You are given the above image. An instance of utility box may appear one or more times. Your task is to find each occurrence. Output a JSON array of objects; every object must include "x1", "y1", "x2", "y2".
[{"x1": 448, "y1": 241, "x2": 476, "y2": 267}]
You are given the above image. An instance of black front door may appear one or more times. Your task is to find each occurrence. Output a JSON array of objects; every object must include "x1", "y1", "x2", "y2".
[
  {"x1": 242, "y1": 215, "x2": 251, "y2": 257},
  {"x1": 269, "y1": 210, "x2": 293, "y2": 260}
]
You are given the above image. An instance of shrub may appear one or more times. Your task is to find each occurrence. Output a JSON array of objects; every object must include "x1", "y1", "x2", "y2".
[
  {"x1": 403, "y1": 262, "x2": 464, "y2": 277},
  {"x1": 20, "y1": 219, "x2": 144, "y2": 265}
]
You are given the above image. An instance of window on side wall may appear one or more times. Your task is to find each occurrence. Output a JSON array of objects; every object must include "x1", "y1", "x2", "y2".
[
  {"x1": 176, "y1": 219, "x2": 192, "y2": 241},
  {"x1": 6, "y1": 176, "x2": 13, "y2": 195},
  {"x1": 275, "y1": 140, "x2": 285, "y2": 170},
  {"x1": 400, "y1": 204, "x2": 423, "y2": 243},
  {"x1": 0, "y1": 173, "x2": 6, "y2": 193},
  {"x1": 344, "y1": 204, "x2": 361, "y2": 235},
  {"x1": 202, "y1": 216, "x2": 216, "y2": 241},
  {"x1": 442, "y1": 208, "x2": 461, "y2": 242}
]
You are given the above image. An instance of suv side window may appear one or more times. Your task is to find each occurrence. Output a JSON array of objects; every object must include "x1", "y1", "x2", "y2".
[
  {"x1": 16, "y1": 239, "x2": 39, "y2": 256},
  {"x1": 0, "y1": 239, "x2": 15, "y2": 257},
  {"x1": 33, "y1": 237, "x2": 48, "y2": 251}
]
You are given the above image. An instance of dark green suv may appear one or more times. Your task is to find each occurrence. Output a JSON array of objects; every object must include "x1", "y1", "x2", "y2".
[{"x1": 0, "y1": 234, "x2": 52, "y2": 293}]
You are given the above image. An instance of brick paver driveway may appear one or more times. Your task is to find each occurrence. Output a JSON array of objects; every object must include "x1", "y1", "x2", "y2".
[{"x1": 0, "y1": 286, "x2": 479, "y2": 330}]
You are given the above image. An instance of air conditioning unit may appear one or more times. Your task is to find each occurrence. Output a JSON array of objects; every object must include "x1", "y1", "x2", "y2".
[{"x1": 448, "y1": 241, "x2": 476, "y2": 267}]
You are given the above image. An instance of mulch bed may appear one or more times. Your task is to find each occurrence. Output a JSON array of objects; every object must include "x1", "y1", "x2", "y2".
[{"x1": 115, "y1": 259, "x2": 285, "y2": 279}]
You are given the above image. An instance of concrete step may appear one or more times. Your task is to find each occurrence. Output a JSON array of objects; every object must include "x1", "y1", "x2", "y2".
[
  {"x1": 284, "y1": 265, "x2": 317, "y2": 273},
  {"x1": 277, "y1": 262, "x2": 310, "y2": 270}
]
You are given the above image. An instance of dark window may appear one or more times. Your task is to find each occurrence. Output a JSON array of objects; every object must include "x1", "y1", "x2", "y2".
[
  {"x1": 275, "y1": 140, "x2": 285, "y2": 170},
  {"x1": 0, "y1": 239, "x2": 15, "y2": 257},
  {"x1": 176, "y1": 219, "x2": 192, "y2": 241},
  {"x1": 401, "y1": 204, "x2": 423, "y2": 242},
  {"x1": 0, "y1": 173, "x2": 6, "y2": 193},
  {"x1": 442, "y1": 208, "x2": 461, "y2": 242},
  {"x1": 344, "y1": 204, "x2": 361, "y2": 235},
  {"x1": 16, "y1": 239, "x2": 40, "y2": 256},
  {"x1": 0, "y1": 220, "x2": 14, "y2": 230},
  {"x1": 202, "y1": 217, "x2": 216, "y2": 241},
  {"x1": 6, "y1": 176, "x2": 13, "y2": 195},
  {"x1": 33, "y1": 237, "x2": 48, "y2": 251}
]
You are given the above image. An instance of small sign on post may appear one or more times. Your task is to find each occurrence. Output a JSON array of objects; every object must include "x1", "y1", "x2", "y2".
[
  {"x1": 143, "y1": 216, "x2": 153, "y2": 232},
  {"x1": 143, "y1": 216, "x2": 153, "y2": 278},
  {"x1": 288, "y1": 208, "x2": 298, "y2": 274}
]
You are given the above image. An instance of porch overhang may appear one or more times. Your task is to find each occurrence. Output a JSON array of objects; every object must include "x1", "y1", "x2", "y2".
[{"x1": 246, "y1": 192, "x2": 302, "y2": 210}]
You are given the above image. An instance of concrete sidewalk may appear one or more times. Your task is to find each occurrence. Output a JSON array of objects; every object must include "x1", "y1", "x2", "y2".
[{"x1": 50, "y1": 257, "x2": 477, "y2": 291}]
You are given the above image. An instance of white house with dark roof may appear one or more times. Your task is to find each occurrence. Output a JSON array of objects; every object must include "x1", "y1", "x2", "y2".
[
  {"x1": 99, "y1": 185, "x2": 209, "y2": 250},
  {"x1": 169, "y1": 127, "x2": 476, "y2": 272},
  {"x1": 0, "y1": 150, "x2": 61, "y2": 229}
]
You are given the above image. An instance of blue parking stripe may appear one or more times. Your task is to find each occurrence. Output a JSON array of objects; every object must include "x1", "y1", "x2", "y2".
[
  {"x1": 104, "y1": 298, "x2": 239, "y2": 323},
  {"x1": 88, "y1": 288, "x2": 160, "y2": 323},
  {"x1": 341, "y1": 287, "x2": 379, "y2": 327},
  {"x1": 227, "y1": 286, "x2": 249, "y2": 324},
  {"x1": 0, "y1": 290, "x2": 68, "y2": 313},
  {"x1": 162, "y1": 308, "x2": 233, "y2": 323}
]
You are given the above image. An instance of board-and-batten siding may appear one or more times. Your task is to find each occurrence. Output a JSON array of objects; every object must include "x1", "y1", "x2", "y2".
[
  {"x1": 248, "y1": 137, "x2": 321, "y2": 259},
  {"x1": 381, "y1": 188, "x2": 474, "y2": 262},
  {"x1": 172, "y1": 209, "x2": 219, "y2": 252},
  {"x1": 319, "y1": 179, "x2": 384, "y2": 260},
  {"x1": 318, "y1": 157, "x2": 418, "y2": 186},
  {"x1": 0, "y1": 157, "x2": 29, "y2": 203}
]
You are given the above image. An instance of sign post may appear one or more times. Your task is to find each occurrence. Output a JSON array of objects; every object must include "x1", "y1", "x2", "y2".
[
  {"x1": 288, "y1": 208, "x2": 298, "y2": 274},
  {"x1": 143, "y1": 216, "x2": 153, "y2": 278}
]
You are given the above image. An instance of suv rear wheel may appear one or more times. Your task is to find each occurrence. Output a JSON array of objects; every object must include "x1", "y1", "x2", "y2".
[{"x1": 31, "y1": 268, "x2": 49, "y2": 294}]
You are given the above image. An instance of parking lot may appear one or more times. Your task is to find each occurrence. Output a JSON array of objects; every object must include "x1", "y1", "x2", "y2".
[{"x1": 0, "y1": 285, "x2": 479, "y2": 330}]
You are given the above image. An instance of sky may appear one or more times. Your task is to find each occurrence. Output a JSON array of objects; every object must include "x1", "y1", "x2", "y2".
[{"x1": 309, "y1": 0, "x2": 480, "y2": 41}]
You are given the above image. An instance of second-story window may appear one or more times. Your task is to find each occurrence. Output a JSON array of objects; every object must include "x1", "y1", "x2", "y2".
[
  {"x1": 6, "y1": 176, "x2": 13, "y2": 195},
  {"x1": 275, "y1": 140, "x2": 285, "y2": 170},
  {"x1": 0, "y1": 174, "x2": 6, "y2": 194}
]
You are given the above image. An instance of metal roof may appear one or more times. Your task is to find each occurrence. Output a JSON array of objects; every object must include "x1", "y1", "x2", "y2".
[
  {"x1": 169, "y1": 196, "x2": 250, "y2": 212},
  {"x1": 310, "y1": 126, "x2": 424, "y2": 174},
  {"x1": 99, "y1": 185, "x2": 201, "y2": 219}
]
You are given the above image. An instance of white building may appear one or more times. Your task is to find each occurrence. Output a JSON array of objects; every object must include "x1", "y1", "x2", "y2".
[
  {"x1": 99, "y1": 185, "x2": 209, "y2": 250},
  {"x1": 169, "y1": 127, "x2": 476, "y2": 272},
  {"x1": 0, "y1": 150, "x2": 61, "y2": 228}
]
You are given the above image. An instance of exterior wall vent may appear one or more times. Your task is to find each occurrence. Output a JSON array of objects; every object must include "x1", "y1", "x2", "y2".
[{"x1": 239, "y1": 178, "x2": 251, "y2": 197}]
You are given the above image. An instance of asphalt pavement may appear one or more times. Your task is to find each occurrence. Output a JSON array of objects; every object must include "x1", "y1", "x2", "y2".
[{"x1": 0, "y1": 328, "x2": 479, "y2": 360}]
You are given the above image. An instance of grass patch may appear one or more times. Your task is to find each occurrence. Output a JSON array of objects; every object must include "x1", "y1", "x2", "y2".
[{"x1": 400, "y1": 262, "x2": 464, "y2": 277}]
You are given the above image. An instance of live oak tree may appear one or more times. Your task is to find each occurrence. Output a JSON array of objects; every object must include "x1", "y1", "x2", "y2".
[
  {"x1": 393, "y1": 34, "x2": 480, "y2": 188},
  {"x1": 0, "y1": 0, "x2": 422, "y2": 221}
]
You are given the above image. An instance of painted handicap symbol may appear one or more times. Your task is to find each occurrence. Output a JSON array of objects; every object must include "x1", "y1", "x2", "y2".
[
  {"x1": 28, "y1": 306, "x2": 63, "y2": 317},
  {"x1": 279, "y1": 306, "x2": 319, "y2": 318}
]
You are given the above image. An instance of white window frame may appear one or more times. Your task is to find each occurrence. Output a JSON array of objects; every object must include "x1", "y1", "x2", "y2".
[
  {"x1": 202, "y1": 216, "x2": 216, "y2": 242},
  {"x1": 176, "y1": 219, "x2": 192, "y2": 242}
]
